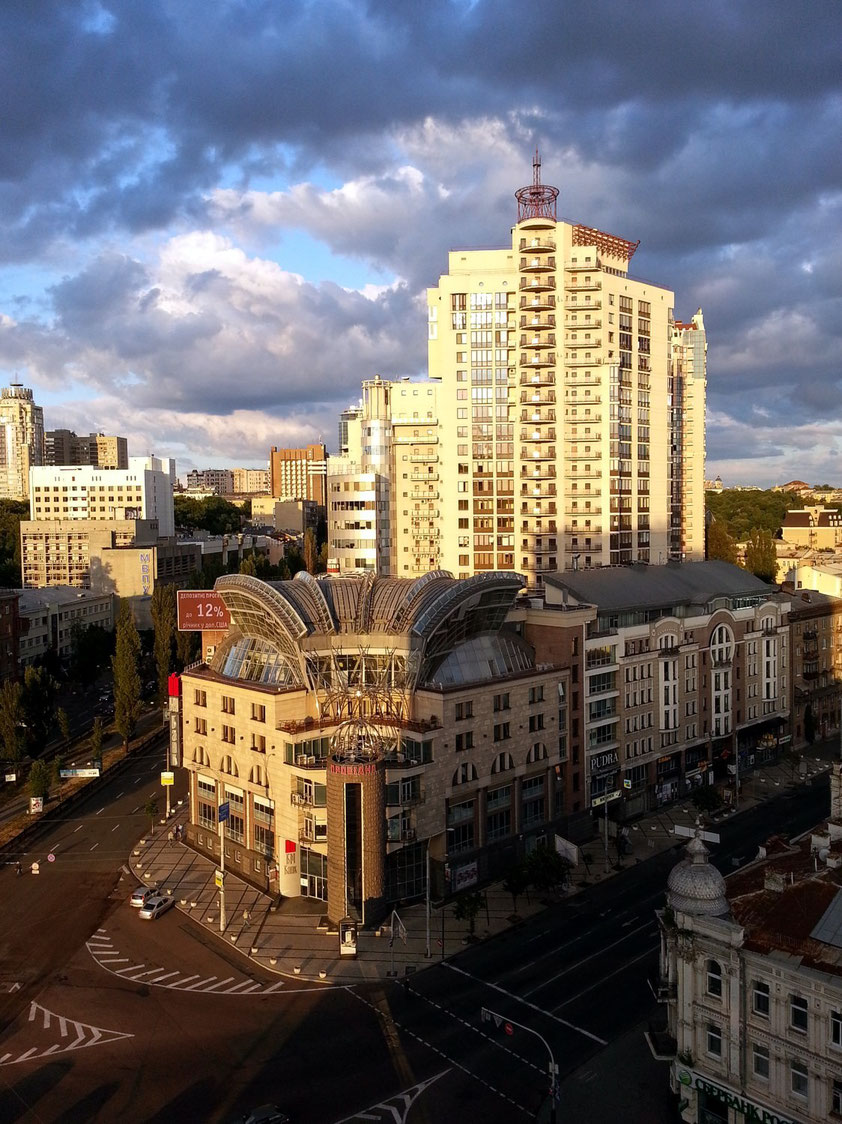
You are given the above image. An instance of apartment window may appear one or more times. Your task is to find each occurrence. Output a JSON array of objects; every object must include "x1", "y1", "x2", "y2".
[
  {"x1": 455, "y1": 731, "x2": 474, "y2": 752},
  {"x1": 706, "y1": 959, "x2": 722, "y2": 999},
  {"x1": 790, "y1": 1060, "x2": 808, "y2": 1100},
  {"x1": 833, "y1": 1078, "x2": 842, "y2": 1115},
  {"x1": 194, "y1": 717, "x2": 207, "y2": 736},
  {"x1": 455, "y1": 701, "x2": 474, "y2": 721},
  {"x1": 790, "y1": 994, "x2": 808, "y2": 1033},
  {"x1": 831, "y1": 1009, "x2": 842, "y2": 1048},
  {"x1": 529, "y1": 685, "x2": 545, "y2": 704},
  {"x1": 222, "y1": 696, "x2": 235, "y2": 715},
  {"x1": 194, "y1": 689, "x2": 207, "y2": 707},
  {"x1": 198, "y1": 800, "x2": 216, "y2": 829},
  {"x1": 221, "y1": 724, "x2": 236, "y2": 745},
  {"x1": 251, "y1": 703, "x2": 266, "y2": 722},
  {"x1": 706, "y1": 1024, "x2": 722, "y2": 1057},
  {"x1": 752, "y1": 980, "x2": 770, "y2": 1017},
  {"x1": 752, "y1": 1043, "x2": 770, "y2": 1080},
  {"x1": 493, "y1": 692, "x2": 510, "y2": 712},
  {"x1": 251, "y1": 733, "x2": 266, "y2": 753},
  {"x1": 528, "y1": 714, "x2": 545, "y2": 733},
  {"x1": 493, "y1": 722, "x2": 511, "y2": 742}
]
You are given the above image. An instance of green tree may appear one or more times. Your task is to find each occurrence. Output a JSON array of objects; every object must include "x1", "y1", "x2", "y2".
[
  {"x1": 239, "y1": 554, "x2": 257, "y2": 576},
  {"x1": 743, "y1": 527, "x2": 778, "y2": 583},
  {"x1": 452, "y1": 890, "x2": 485, "y2": 940},
  {"x1": 28, "y1": 759, "x2": 51, "y2": 800},
  {"x1": 68, "y1": 621, "x2": 114, "y2": 682},
  {"x1": 144, "y1": 796, "x2": 159, "y2": 835},
  {"x1": 173, "y1": 495, "x2": 243, "y2": 535},
  {"x1": 502, "y1": 863, "x2": 530, "y2": 917},
  {"x1": 112, "y1": 599, "x2": 142, "y2": 750},
  {"x1": 57, "y1": 707, "x2": 71, "y2": 744},
  {"x1": 90, "y1": 716, "x2": 104, "y2": 761},
  {"x1": 706, "y1": 518, "x2": 738, "y2": 564},
  {"x1": 706, "y1": 488, "x2": 799, "y2": 540},
  {"x1": 0, "y1": 680, "x2": 25, "y2": 762},
  {"x1": 0, "y1": 499, "x2": 29, "y2": 586},
  {"x1": 150, "y1": 584, "x2": 177, "y2": 703},
  {"x1": 526, "y1": 844, "x2": 572, "y2": 895},
  {"x1": 21, "y1": 666, "x2": 58, "y2": 755},
  {"x1": 690, "y1": 785, "x2": 723, "y2": 816},
  {"x1": 304, "y1": 528, "x2": 318, "y2": 575},
  {"x1": 50, "y1": 754, "x2": 62, "y2": 790}
]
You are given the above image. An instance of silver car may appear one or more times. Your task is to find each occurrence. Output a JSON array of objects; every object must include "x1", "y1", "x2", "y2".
[
  {"x1": 138, "y1": 894, "x2": 175, "y2": 921},
  {"x1": 130, "y1": 886, "x2": 161, "y2": 908}
]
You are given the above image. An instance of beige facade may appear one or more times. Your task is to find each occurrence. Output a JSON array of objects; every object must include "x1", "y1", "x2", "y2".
[
  {"x1": 328, "y1": 376, "x2": 441, "y2": 578},
  {"x1": 232, "y1": 468, "x2": 270, "y2": 494},
  {"x1": 781, "y1": 505, "x2": 842, "y2": 550},
  {"x1": 269, "y1": 444, "x2": 327, "y2": 506},
  {"x1": 427, "y1": 159, "x2": 705, "y2": 589},
  {"x1": 177, "y1": 572, "x2": 572, "y2": 921},
  {"x1": 0, "y1": 383, "x2": 44, "y2": 501}
]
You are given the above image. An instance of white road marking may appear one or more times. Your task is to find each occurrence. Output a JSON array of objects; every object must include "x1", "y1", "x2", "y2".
[
  {"x1": 184, "y1": 977, "x2": 218, "y2": 990},
  {"x1": 73, "y1": 825, "x2": 83, "y2": 833},
  {"x1": 554, "y1": 946, "x2": 656, "y2": 1011},
  {"x1": 90, "y1": 843, "x2": 99, "y2": 851},
  {"x1": 146, "y1": 971, "x2": 178, "y2": 982},
  {"x1": 96, "y1": 808, "x2": 104, "y2": 816},
  {"x1": 111, "y1": 824, "x2": 120, "y2": 832},
  {"x1": 523, "y1": 919, "x2": 656, "y2": 997},
  {"x1": 115, "y1": 792, "x2": 124, "y2": 799},
  {"x1": 202, "y1": 977, "x2": 235, "y2": 992},
  {"x1": 443, "y1": 963, "x2": 607, "y2": 1046}
]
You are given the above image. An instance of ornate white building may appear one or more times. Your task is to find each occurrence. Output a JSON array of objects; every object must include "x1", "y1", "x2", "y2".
[{"x1": 658, "y1": 765, "x2": 842, "y2": 1123}]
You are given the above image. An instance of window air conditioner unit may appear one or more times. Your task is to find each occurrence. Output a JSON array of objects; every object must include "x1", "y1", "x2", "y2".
[{"x1": 296, "y1": 755, "x2": 307, "y2": 766}]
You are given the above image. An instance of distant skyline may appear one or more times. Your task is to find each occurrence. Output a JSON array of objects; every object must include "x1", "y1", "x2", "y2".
[{"x1": 0, "y1": 1, "x2": 839, "y2": 484}]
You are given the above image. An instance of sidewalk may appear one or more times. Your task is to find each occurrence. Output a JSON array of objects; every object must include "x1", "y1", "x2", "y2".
[{"x1": 128, "y1": 742, "x2": 840, "y2": 986}]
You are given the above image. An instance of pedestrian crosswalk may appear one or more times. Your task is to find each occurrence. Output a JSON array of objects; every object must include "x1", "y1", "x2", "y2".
[
  {"x1": 0, "y1": 1001, "x2": 133, "y2": 1066},
  {"x1": 86, "y1": 930, "x2": 286, "y2": 994}
]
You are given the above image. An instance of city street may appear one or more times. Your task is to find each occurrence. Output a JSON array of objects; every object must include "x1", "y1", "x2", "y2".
[{"x1": 0, "y1": 750, "x2": 832, "y2": 1122}]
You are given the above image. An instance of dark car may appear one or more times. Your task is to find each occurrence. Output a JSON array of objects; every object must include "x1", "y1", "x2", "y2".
[{"x1": 239, "y1": 1107, "x2": 290, "y2": 1124}]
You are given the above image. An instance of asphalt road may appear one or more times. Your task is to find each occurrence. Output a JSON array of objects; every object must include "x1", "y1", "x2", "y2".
[{"x1": 0, "y1": 768, "x2": 831, "y2": 1123}]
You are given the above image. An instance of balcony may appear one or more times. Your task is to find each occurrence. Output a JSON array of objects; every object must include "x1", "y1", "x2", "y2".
[
  {"x1": 520, "y1": 465, "x2": 557, "y2": 479},
  {"x1": 520, "y1": 333, "x2": 555, "y2": 349},
  {"x1": 519, "y1": 255, "x2": 556, "y2": 272},
  {"x1": 520, "y1": 408, "x2": 556, "y2": 424},
  {"x1": 519, "y1": 276, "x2": 556, "y2": 293},
  {"x1": 564, "y1": 298, "x2": 601, "y2": 311},
  {"x1": 520, "y1": 314, "x2": 555, "y2": 331},
  {"x1": 519, "y1": 293, "x2": 556, "y2": 312},
  {"x1": 519, "y1": 371, "x2": 556, "y2": 387},
  {"x1": 567, "y1": 395, "x2": 602, "y2": 407},
  {"x1": 409, "y1": 490, "x2": 439, "y2": 500},
  {"x1": 393, "y1": 434, "x2": 438, "y2": 445},
  {"x1": 410, "y1": 472, "x2": 439, "y2": 482},
  {"x1": 565, "y1": 354, "x2": 604, "y2": 366},
  {"x1": 565, "y1": 506, "x2": 602, "y2": 516},
  {"x1": 566, "y1": 450, "x2": 602, "y2": 461},
  {"x1": 520, "y1": 352, "x2": 555, "y2": 368},
  {"x1": 569, "y1": 524, "x2": 602, "y2": 535},
  {"x1": 567, "y1": 542, "x2": 602, "y2": 553},
  {"x1": 523, "y1": 446, "x2": 556, "y2": 461},
  {"x1": 409, "y1": 453, "x2": 438, "y2": 463},
  {"x1": 519, "y1": 236, "x2": 556, "y2": 253},
  {"x1": 566, "y1": 336, "x2": 602, "y2": 349},
  {"x1": 520, "y1": 428, "x2": 556, "y2": 443},
  {"x1": 564, "y1": 258, "x2": 600, "y2": 271},
  {"x1": 564, "y1": 278, "x2": 601, "y2": 292},
  {"x1": 565, "y1": 316, "x2": 601, "y2": 329}
]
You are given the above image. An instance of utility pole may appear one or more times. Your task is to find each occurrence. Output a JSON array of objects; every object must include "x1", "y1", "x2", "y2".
[
  {"x1": 425, "y1": 839, "x2": 432, "y2": 958},
  {"x1": 218, "y1": 800, "x2": 229, "y2": 933}
]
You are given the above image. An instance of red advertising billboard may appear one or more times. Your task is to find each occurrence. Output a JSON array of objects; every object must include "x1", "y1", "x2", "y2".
[{"x1": 177, "y1": 590, "x2": 231, "y2": 632}]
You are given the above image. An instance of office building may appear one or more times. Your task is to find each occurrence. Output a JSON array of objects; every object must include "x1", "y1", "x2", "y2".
[
  {"x1": 269, "y1": 444, "x2": 327, "y2": 507},
  {"x1": 0, "y1": 383, "x2": 44, "y2": 501},
  {"x1": 786, "y1": 588, "x2": 842, "y2": 748},
  {"x1": 45, "y1": 430, "x2": 128, "y2": 470},
  {"x1": 176, "y1": 570, "x2": 572, "y2": 918},
  {"x1": 658, "y1": 765, "x2": 842, "y2": 1124},
  {"x1": 29, "y1": 456, "x2": 177, "y2": 537},
  {"x1": 426, "y1": 153, "x2": 705, "y2": 589},
  {"x1": 251, "y1": 497, "x2": 319, "y2": 536}
]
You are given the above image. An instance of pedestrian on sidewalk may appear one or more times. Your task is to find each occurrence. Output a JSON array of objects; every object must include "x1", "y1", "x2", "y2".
[
  {"x1": 15, "y1": 861, "x2": 21, "y2": 876},
  {"x1": 167, "y1": 829, "x2": 174, "y2": 847}
]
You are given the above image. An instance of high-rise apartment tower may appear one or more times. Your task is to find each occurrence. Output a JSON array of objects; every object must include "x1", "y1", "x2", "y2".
[
  {"x1": 427, "y1": 154, "x2": 705, "y2": 589},
  {"x1": 0, "y1": 383, "x2": 44, "y2": 501}
]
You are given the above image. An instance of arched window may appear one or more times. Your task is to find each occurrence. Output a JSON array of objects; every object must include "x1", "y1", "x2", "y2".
[
  {"x1": 711, "y1": 625, "x2": 733, "y2": 665},
  {"x1": 527, "y1": 742, "x2": 548, "y2": 764},
  {"x1": 452, "y1": 762, "x2": 478, "y2": 786},
  {"x1": 706, "y1": 958, "x2": 723, "y2": 998},
  {"x1": 491, "y1": 752, "x2": 514, "y2": 774},
  {"x1": 249, "y1": 764, "x2": 264, "y2": 786},
  {"x1": 221, "y1": 755, "x2": 239, "y2": 778},
  {"x1": 192, "y1": 746, "x2": 210, "y2": 767}
]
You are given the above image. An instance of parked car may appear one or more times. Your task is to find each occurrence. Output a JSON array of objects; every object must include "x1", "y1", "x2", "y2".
[
  {"x1": 130, "y1": 886, "x2": 161, "y2": 908},
  {"x1": 138, "y1": 894, "x2": 175, "y2": 921}
]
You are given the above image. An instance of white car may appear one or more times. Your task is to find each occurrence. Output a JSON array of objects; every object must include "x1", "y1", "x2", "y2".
[
  {"x1": 130, "y1": 886, "x2": 161, "y2": 908},
  {"x1": 138, "y1": 894, "x2": 175, "y2": 921}
]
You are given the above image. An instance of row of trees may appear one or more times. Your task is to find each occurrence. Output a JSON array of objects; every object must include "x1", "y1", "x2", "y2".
[
  {"x1": 707, "y1": 521, "x2": 778, "y2": 583},
  {"x1": 0, "y1": 666, "x2": 59, "y2": 762}
]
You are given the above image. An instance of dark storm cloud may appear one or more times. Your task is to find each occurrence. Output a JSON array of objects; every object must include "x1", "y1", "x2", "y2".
[{"x1": 0, "y1": 0, "x2": 840, "y2": 475}]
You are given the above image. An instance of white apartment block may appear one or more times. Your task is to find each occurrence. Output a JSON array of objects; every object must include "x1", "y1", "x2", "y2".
[
  {"x1": 427, "y1": 154, "x2": 705, "y2": 590},
  {"x1": 0, "y1": 383, "x2": 44, "y2": 501},
  {"x1": 29, "y1": 456, "x2": 177, "y2": 537},
  {"x1": 232, "y1": 468, "x2": 270, "y2": 494}
]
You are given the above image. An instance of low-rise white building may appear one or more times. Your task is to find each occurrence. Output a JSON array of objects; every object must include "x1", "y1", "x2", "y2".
[{"x1": 658, "y1": 765, "x2": 842, "y2": 1123}]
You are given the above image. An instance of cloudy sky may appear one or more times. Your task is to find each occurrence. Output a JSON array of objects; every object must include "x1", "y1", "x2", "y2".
[{"x1": 1, "y1": 1, "x2": 839, "y2": 484}]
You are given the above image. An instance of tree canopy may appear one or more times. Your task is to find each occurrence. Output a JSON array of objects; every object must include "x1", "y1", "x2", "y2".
[
  {"x1": 705, "y1": 488, "x2": 807, "y2": 541},
  {"x1": 112, "y1": 599, "x2": 142, "y2": 749},
  {"x1": 0, "y1": 499, "x2": 28, "y2": 586},
  {"x1": 743, "y1": 527, "x2": 778, "y2": 583},
  {"x1": 706, "y1": 518, "x2": 738, "y2": 564},
  {"x1": 174, "y1": 494, "x2": 245, "y2": 535}
]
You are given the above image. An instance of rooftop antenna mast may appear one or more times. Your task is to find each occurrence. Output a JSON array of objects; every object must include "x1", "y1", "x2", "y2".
[{"x1": 515, "y1": 148, "x2": 559, "y2": 222}]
